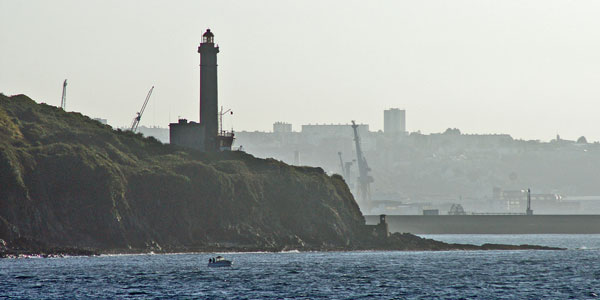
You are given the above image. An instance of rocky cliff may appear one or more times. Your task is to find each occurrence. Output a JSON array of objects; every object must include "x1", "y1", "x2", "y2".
[
  {"x1": 0, "y1": 94, "x2": 372, "y2": 253},
  {"x1": 0, "y1": 94, "x2": 559, "y2": 255}
]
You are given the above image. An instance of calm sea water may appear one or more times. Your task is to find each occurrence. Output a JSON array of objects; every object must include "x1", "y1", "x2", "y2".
[{"x1": 2, "y1": 235, "x2": 600, "y2": 299}]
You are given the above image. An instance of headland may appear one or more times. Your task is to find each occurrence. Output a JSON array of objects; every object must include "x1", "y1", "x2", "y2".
[{"x1": 0, "y1": 94, "x2": 561, "y2": 257}]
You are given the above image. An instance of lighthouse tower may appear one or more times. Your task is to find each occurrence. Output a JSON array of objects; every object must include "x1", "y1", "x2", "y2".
[
  {"x1": 169, "y1": 29, "x2": 234, "y2": 152},
  {"x1": 198, "y1": 29, "x2": 219, "y2": 150}
]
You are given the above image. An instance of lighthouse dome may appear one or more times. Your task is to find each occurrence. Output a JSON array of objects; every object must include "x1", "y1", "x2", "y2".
[{"x1": 203, "y1": 29, "x2": 214, "y2": 43}]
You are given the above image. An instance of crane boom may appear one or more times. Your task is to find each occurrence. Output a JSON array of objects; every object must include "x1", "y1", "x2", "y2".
[
  {"x1": 130, "y1": 86, "x2": 154, "y2": 132},
  {"x1": 61, "y1": 79, "x2": 67, "y2": 110},
  {"x1": 351, "y1": 120, "x2": 373, "y2": 209},
  {"x1": 338, "y1": 152, "x2": 346, "y2": 176}
]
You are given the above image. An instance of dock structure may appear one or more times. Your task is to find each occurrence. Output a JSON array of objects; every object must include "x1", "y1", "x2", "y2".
[{"x1": 365, "y1": 214, "x2": 600, "y2": 234}]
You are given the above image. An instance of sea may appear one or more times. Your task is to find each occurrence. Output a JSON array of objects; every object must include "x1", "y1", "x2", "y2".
[{"x1": 1, "y1": 235, "x2": 599, "y2": 299}]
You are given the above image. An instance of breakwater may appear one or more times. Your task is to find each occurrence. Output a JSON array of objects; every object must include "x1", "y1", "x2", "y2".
[{"x1": 365, "y1": 215, "x2": 600, "y2": 234}]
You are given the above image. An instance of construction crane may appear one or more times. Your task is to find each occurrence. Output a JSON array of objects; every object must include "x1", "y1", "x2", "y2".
[
  {"x1": 130, "y1": 86, "x2": 154, "y2": 132},
  {"x1": 351, "y1": 120, "x2": 374, "y2": 209},
  {"x1": 338, "y1": 152, "x2": 355, "y2": 186},
  {"x1": 338, "y1": 152, "x2": 346, "y2": 176},
  {"x1": 61, "y1": 79, "x2": 67, "y2": 110},
  {"x1": 344, "y1": 161, "x2": 354, "y2": 180}
]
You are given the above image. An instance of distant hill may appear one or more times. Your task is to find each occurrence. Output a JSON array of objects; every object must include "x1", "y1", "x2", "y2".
[
  {"x1": 127, "y1": 126, "x2": 169, "y2": 144},
  {"x1": 235, "y1": 127, "x2": 600, "y2": 214}
]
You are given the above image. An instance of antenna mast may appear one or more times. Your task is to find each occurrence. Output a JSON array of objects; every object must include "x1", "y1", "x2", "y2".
[
  {"x1": 61, "y1": 79, "x2": 67, "y2": 110},
  {"x1": 218, "y1": 106, "x2": 232, "y2": 135}
]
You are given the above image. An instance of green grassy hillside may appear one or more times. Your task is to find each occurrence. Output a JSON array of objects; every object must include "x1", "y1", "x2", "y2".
[
  {"x1": 0, "y1": 94, "x2": 561, "y2": 255},
  {"x1": 0, "y1": 94, "x2": 365, "y2": 252}
]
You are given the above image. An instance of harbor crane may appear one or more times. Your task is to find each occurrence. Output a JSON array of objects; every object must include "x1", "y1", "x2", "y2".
[
  {"x1": 337, "y1": 151, "x2": 355, "y2": 187},
  {"x1": 61, "y1": 79, "x2": 67, "y2": 110},
  {"x1": 351, "y1": 120, "x2": 374, "y2": 209},
  {"x1": 130, "y1": 86, "x2": 154, "y2": 132},
  {"x1": 337, "y1": 152, "x2": 355, "y2": 179},
  {"x1": 338, "y1": 152, "x2": 346, "y2": 176},
  {"x1": 344, "y1": 160, "x2": 354, "y2": 181}
]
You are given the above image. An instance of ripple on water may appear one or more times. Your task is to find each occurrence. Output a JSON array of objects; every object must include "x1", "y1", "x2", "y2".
[{"x1": 1, "y1": 247, "x2": 600, "y2": 299}]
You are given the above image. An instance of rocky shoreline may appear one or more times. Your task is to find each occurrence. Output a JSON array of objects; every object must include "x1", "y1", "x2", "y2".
[
  {"x1": 0, "y1": 94, "x2": 564, "y2": 259},
  {"x1": 0, "y1": 237, "x2": 98, "y2": 259},
  {"x1": 0, "y1": 233, "x2": 563, "y2": 258}
]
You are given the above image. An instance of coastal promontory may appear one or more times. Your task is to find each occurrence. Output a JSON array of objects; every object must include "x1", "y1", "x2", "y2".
[{"x1": 0, "y1": 94, "x2": 559, "y2": 256}]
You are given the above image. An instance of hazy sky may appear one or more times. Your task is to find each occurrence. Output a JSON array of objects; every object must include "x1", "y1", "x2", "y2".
[{"x1": 2, "y1": 0, "x2": 600, "y2": 141}]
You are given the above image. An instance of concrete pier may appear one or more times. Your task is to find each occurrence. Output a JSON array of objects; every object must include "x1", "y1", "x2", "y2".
[{"x1": 365, "y1": 215, "x2": 600, "y2": 234}]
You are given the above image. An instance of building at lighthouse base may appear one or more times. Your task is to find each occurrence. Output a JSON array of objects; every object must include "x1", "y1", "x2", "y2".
[{"x1": 169, "y1": 118, "x2": 234, "y2": 152}]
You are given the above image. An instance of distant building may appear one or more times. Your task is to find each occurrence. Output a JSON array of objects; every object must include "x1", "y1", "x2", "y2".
[
  {"x1": 384, "y1": 108, "x2": 406, "y2": 134},
  {"x1": 493, "y1": 188, "x2": 572, "y2": 213},
  {"x1": 169, "y1": 29, "x2": 234, "y2": 152},
  {"x1": 301, "y1": 123, "x2": 369, "y2": 139},
  {"x1": 423, "y1": 209, "x2": 439, "y2": 215},
  {"x1": 273, "y1": 122, "x2": 292, "y2": 133},
  {"x1": 136, "y1": 126, "x2": 169, "y2": 143}
]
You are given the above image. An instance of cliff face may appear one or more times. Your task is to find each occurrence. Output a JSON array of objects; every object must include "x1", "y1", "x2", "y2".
[{"x1": 0, "y1": 94, "x2": 366, "y2": 252}]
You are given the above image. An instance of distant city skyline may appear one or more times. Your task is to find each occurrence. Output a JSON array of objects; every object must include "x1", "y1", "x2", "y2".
[{"x1": 2, "y1": 1, "x2": 600, "y2": 142}]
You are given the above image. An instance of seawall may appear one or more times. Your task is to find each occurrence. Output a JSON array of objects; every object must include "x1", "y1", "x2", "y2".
[{"x1": 365, "y1": 215, "x2": 600, "y2": 234}]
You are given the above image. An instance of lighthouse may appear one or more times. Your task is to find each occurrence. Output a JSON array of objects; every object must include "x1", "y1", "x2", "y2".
[
  {"x1": 169, "y1": 29, "x2": 234, "y2": 152},
  {"x1": 198, "y1": 29, "x2": 219, "y2": 150}
]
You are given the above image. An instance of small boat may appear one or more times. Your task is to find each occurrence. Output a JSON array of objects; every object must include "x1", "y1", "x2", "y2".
[{"x1": 208, "y1": 256, "x2": 232, "y2": 267}]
